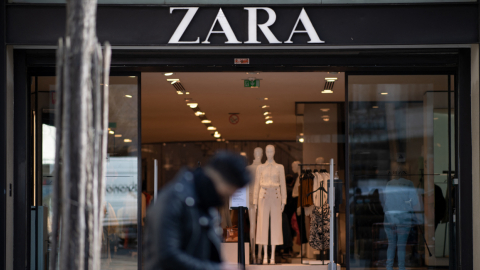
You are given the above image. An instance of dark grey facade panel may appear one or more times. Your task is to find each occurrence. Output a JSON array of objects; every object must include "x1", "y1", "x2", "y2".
[{"x1": 6, "y1": 4, "x2": 479, "y2": 46}]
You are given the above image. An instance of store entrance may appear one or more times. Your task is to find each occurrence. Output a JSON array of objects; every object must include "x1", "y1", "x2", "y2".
[
  {"x1": 30, "y1": 69, "x2": 458, "y2": 270},
  {"x1": 140, "y1": 71, "x2": 347, "y2": 268}
]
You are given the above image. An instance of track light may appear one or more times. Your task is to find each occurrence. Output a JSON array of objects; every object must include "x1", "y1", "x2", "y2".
[
  {"x1": 202, "y1": 119, "x2": 211, "y2": 124},
  {"x1": 265, "y1": 120, "x2": 273, "y2": 124},
  {"x1": 207, "y1": 126, "x2": 217, "y2": 131},
  {"x1": 187, "y1": 103, "x2": 198, "y2": 108}
]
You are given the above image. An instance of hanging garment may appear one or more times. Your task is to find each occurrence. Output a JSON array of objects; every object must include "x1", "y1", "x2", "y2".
[
  {"x1": 298, "y1": 170, "x2": 314, "y2": 207},
  {"x1": 309, "y1": 204, "x2": 331, "y2": 250}
]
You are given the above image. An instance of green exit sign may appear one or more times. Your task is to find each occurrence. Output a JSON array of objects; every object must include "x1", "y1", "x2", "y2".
[{"x1": 244, "y1": 79, "x2": 260, "y2": 88}]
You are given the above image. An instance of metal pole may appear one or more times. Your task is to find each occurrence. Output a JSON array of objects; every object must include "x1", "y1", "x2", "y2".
[
  {"x1": 154, "y1": 159, "x2": 158, "y2": 203},
  {"x1": 329, "y1": 159, "x2": 335, "y2": 270},
  {"x1": 238, "y1": 207, "x2": 246, "y2": 269}
]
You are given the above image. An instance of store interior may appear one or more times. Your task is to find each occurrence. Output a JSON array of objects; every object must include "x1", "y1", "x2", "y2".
[
  {"x1": 140, "y1": 71, "x2": 347, "y2": 267},
  {"x1": 35, "y1": 72, "x2": 455, "y2": 270}
]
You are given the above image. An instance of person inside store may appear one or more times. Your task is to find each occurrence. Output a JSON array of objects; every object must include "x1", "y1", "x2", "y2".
[{"x1": 145, "y1": 151, "x2": 251, "y2": 270}]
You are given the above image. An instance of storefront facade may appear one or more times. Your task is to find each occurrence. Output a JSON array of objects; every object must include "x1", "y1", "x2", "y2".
[{"x1": 1, "y1": 1, "x2": 479, "y2": 270}]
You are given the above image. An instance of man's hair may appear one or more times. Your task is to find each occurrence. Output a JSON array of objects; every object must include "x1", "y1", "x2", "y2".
[{"x1": 208, "y1": 151, "x2": 251, "y2": 188}]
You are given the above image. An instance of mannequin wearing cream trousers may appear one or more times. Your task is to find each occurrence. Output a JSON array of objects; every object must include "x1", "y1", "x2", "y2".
[
  {"x1": 246, "y1": 147, "x2": 263, "y2": 263},
  {"x1": 253, "y1": 145, "x2": 287, "y2": 265}
]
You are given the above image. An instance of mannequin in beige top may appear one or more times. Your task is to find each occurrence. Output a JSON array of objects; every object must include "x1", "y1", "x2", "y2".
[
  {"x1": 253, "y1": 145, "x2": 287, "y2": 264},
  {"x1": 246, "y1": 147, "x2": 263, "y2": 263}
]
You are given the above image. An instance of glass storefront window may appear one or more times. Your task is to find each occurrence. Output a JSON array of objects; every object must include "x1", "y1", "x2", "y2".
[
  {"x1": 347, "y1": 75, "x2": 455, "y2": 269},
  {"x1": 34, "y1": 75, "x2": 140, "y2": 270}
]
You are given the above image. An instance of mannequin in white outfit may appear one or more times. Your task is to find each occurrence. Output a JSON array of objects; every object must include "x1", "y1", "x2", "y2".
[
  {"x1": 246, "y1": 147, "x2": 263, "y2": 263},
  {"x1": 253, "y1": 145, "x2": 287, "y2": 265}
]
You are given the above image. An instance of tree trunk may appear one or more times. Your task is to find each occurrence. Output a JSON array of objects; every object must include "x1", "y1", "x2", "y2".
[{"x1": 49, "y1": 0, "x2": 111, "y2": 269}]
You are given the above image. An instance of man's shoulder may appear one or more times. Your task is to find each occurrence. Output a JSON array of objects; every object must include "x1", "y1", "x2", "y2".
[{"x1": 148, "y1": 170, "x2": 197, "y2": 215}]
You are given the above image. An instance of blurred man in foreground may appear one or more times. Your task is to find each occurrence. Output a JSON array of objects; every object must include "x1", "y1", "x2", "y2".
[{"x1": 145, "y1": 151, "x2": 251, "y2": 270}]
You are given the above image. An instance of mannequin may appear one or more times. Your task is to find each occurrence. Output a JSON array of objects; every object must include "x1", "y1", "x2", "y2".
[
  {"x1": 253, "y1": 145, "x2": 287, "y2": 264},
  {"x1": 246, "y1": 147, "x2": 263, "y2": 263}
]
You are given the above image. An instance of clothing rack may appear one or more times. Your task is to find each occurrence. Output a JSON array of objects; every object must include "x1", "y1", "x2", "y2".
[{"x1": 297, "y1": 163, "x2": 334, "y2": 265}]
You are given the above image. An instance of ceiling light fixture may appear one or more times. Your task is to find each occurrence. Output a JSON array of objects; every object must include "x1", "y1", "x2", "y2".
[
  {"x1": 265, "y1": 120, "x2": 273, "y2": 124},
  {"x1": 372, "y1": 106, "x2": 379, "y2": 109},
  {"x1": 264, "y1": 98, "x2": 268, "y2": 101},
  {"x1": 124, "y1": 139, "x2": 132, "y2": 143},
  {"x1": 323, "y1": 77, "x2": 337, "y2": 93},
  {"x1": 167, "y1": 79, "x2": 180, "y2": 82},
  {"x1": 265, "y1": 116, "x2": 272, "y2": 120},
  {"x1": 109, "y1": 130, "x2": 114, "y2": 134},
  {"x1": 217, "y1": 139, "x2": 222, "y2": 142},
  {"x1": 187, "y1": 103, "x2": 198, "y2": 108},
  {"x1": 262, "y1": 105, "x2": 270, "y2": 109},
  {"x1": 263, "y1": 111, "x2": 271, "y2": 116},
  {"x1": 125, "y1": 95, "x2": 132, "y2": 98},
  {"x1": 176, "y1": 91, "x2": 184, "y2": 95},
  {"x1": 164, "y1": 72, "x2": 174, "y2": 76},
  {"x1": 207, "y1": 126, "x2": 217, "y2": 131},
  {"x1": 185, "y1": 92, "x2": 190, "y2": 95},
  {"x1": 214, "y1": 132, "x2": 221, "y2": 138},
  {"x1": 201, "y1": 119, "x2": 211, "y2": 124},
  {"x1": 320, "y1": 108, "x2": 330, "y2": 112},
  {"x1": 115, "y1": 134, "x2": 122, "y2": 138},
  {"x1": 381, "y1": 92, "x2": 388, "y2": 95},
  {"x1": 129, "y1": 76, "x2": 136, "y2": 78},
  {"x1": 299, "y1": 138, "x2": 305, "y2": 143},
  {"x1": 195, "y1": 111, "x2": 205, "y2": 116}
]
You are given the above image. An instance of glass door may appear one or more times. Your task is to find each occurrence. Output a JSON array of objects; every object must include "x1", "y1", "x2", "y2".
[
  {"x1": 346, "y1": 74, "x2": 456, "y2": 270},
  {"x1": 32, "y1": 75, "x2": 141, "y2": 270}
]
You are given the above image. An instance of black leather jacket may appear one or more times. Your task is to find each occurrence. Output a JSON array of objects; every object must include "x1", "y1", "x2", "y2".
[{"x1": 145, "y1": 169, "x2": 223, "y2": 270}]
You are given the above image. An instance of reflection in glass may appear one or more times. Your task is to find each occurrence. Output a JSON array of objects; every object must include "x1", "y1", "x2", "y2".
[
  {"x1": 348, "y1": 75, "x2": 453, "y2": 269},
  {"x1": 35, "y1": 76, "x2": 139, "y2": 270}
]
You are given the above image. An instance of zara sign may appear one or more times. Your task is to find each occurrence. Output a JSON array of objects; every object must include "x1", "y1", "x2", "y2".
[{"x1": 168, "y1": 7, "x2": 324, "y2": 44}]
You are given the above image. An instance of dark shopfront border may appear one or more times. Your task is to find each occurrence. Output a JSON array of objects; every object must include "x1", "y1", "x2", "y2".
[
  {"x1": 15, "y1": 48, "x2": 472, "y2": 270},
  {"x1": 5, "y1": 3, "x2": 479, "y2": 46}
]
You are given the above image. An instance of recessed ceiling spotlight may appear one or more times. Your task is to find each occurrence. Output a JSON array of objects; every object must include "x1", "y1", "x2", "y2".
[
  {"x1": 108, "y1": 130, "x2": 114, "y2": 135},
  {"x1": 321, "y1": 90, "x2": 333, "y2": 94},
  {"x1": 216, "y1": 139, "x2": 222, "y2": 142},
  {"x1": 125, "y1": 95, "x2": 132, "y2": 98},
  {"x1": 185, "y1": 92, "x2": 190, "y2": 95},
  {"x1": 300, "y1": 133, "x2": 304, "y2": 136},
  {"x1": 265, "y1": 116, "x2": 272, "y2": 120},
  {"x1": 325, "y1": 77, "x2": 338, "y2": 82},
  {"x1": 214, "y1": 132, "x2": 221, "y2": 138},
  {"x1": 265, "y1": 120, "x2": 273, "y2": 124},
  {"x1": 323, "y1": 118, "x2": 330, "y2": 122},
  {"x1": 167, "y1": 79, "x2": 180, "y2": 82},
  {"x1": 115, "y1": 134, "x2": 122, "y2": 138},
  {"x1": 201, "y1": 119, "x2": 211, "y2": 124},
  {"x1": 264, "y1": 98, "x2": 268, "y2": 101},
  {"x1": 195, "y1": 111, "x2": 205, "y2": 116},
  {"x1": 129, "y1": 76, "x2": 136, "y2": 78},
  {"x1": 176, "y1": 91, "x2": 184, "y2": 95},
  {"x1": 372, "y1": 106, "x2": 379, "y2": 109},
  {"x1": 164, "y1": 72, "x2": 174, "y2": 76},
  {"x1": 262, "y1": 105, "x2": 270, "y2": 109},
  {"x1": 124, "y1": 139, "x2": 132, "y2": 143},
  {"x1": 299, "y1": 138, "x2": 305, "y2": 143},
  {"x1": 320, "y1": 108, "x2": 330, "y2": 112},
  {"x1": 381, "y1": 92, "x2": 388, "y2": 95},
  {"x1": 187, "y1": 103, "x2": 198, "y2": 108},
  {"x1": 207, "y1": 126, "x2": 217, "y2": 131},
  {"x1": 185, "y1": 98, "x2": 194, "y2": 102},
  {"x1": 263, "y1": 111, "x2": 271, "y2": 116}
]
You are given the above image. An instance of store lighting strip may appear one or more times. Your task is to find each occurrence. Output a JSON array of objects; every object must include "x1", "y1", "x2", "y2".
[{"x1": 186, "y1": 101, "x2": 225, "y2": 141}]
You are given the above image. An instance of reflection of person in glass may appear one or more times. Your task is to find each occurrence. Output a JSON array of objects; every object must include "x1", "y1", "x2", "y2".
[{"x1": 384, "y1": 172, "x2": 419, "y2": 270}]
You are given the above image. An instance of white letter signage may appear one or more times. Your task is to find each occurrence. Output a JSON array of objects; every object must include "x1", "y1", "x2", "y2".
[
  {"x1": 202, "y1": 8, "x2": 241, "y2": 44},
  {"x1": 168, "y1": 7, "x2": 200, "y2": 44},
  {"x1": 244, "y1": 7, "x2": 281, "y2": 44},
  {"x1": 285, "y1": 8, "x2": 324, "y2": 44}
]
